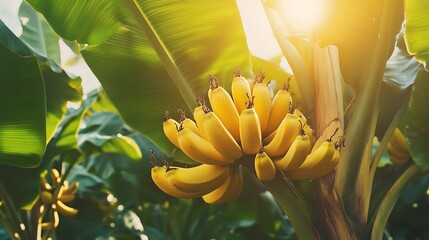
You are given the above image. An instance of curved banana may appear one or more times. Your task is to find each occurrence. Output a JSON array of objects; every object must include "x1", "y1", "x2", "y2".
[
  {"x1": 254, "y1": 150, "x2": 277, "y2": 181},
  {"x1": 273, "y1": 133, "x2": 311, "y2": 171},
  {"x1": 151, "y1": 166, "x2": 205, "y2": 198},
  {"x1": 202, "y1": 111, "x2": 243, "y2": 160},
  {"x1": 386, "y1": 142, "x2": 410, "y2": 166},
  {"x1": 193, "y1": 106, "x2": 206, "y2": 137},
  {"x1": 51, "y1": 169, "x2": 61, "y2": 186},
  {"x1": 389, "y1": 153, "x2": 410, "y2": 166},
  {"x1": 54, "y1": 200, "x2": 78, "y2": 217},
  {"x1": 202, "y1": 165, "x2": 243, "y2": 204},
  {"x1": 40, "y1": 191, "x2": 53, "y2": 204},
  {"x1": 163, "y1": 112, "x2": 180, "y2": 148},
  {"x1": 286, "y1": 148, "x2": 339, "y2": 180},
  {"x1": 166, "y1": 164, "x2": 230, "y2": 193},
  {"x1": 386, "y1": 128, "x2": 410, "y2": 166},
  {"x1": 40, "y1": 175, "x2": 53, "y2": 191},
  {"x1": 62, "y1": 182, "x2": 79, "y2": 196},
  {"x1": 304, "y1": 124, "x2": 316, "y2": 148},
  {"x1": 239, "y1": 104, "x2": 262, "y2": 154},
  {"x1": 293, "y1": 141, "x2": 335, "y2": 170},
  {"x1": 59, "y1": 194, "x2": 75, "y2": 203},
  {"x1": 292, "y1": 109, "x2": 316, "y2": 147},
  {"x1": 231, "y1": 70, "x2": 251, "y2": 114},
  {"x1": 208, "y1": 75, "x2": 240, "y2": 142},
  {"x1": 265, "y1": 83, "x2": 292, "y2": 136},
  {"x1": 179, "y1": 109, "x2": 203, "y2": 137},
  {"x1": 264, "y1": 113, "x2": 301, "y2": 157},
  {"x1": 252, "y1": 73, "x2": 271, "y2": 134},
  {"x1": 177, "y1": 128, "x2": 234, "y2": 165},
  {"x1": 386, "y1": 142, "x2": 410, "y2": 160},
  {"x1": 389, "y1": 128, "x2": 408, "y2": 153}
]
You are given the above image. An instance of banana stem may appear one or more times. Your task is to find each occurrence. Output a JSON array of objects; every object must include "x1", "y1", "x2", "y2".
[
  {"x1": 370, "y1": 164, "x2": 420, "y2": 240},
  {"x1": 334, "y1": 0, "x2": 401, "y2": 230},
  {"x1": 263, "y1": 173, "x2": 320, "y2": 240},
  {"x1": 369, "y1": 103, "x2": 407, "y2": 183}
]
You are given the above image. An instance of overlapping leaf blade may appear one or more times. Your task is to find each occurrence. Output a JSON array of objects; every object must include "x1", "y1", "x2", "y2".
[
  {"x1": 83, "y1": 1, "x2": 252, "y2": 160},
  {"x1": 405, "y1": 0, "x2": 429, "y2": 68},
  {"x1": 404, "y1": 69, "x2": 429, "y2": 170},
  {"x1": 0, "y1": 43, "x2": 46, "y2": 167},
  {"x1": 26, "y1": 0, "x2": 122, "y2": 44}
]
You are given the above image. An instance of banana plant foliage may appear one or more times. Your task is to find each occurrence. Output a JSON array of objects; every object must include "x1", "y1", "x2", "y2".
[{"x1": 0, "y1": 43, "x2": 46, "y2": 167}]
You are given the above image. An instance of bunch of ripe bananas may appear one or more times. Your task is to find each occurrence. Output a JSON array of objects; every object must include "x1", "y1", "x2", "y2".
[
  {"x1": 386, "y1": 128, "x2": 411, "y2": 166},
  {"x1": 39, "y1": 169, "x2": 79, "y2": 233},
  {"x1": 152, "y1": 70, "x2": 342, "y2": 204}
]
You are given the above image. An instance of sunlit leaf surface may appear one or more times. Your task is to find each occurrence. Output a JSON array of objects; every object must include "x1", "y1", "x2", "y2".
[
  {"x1": 83, "y1": 0, "x2": 252, "y2": 161},
  {"x1": 26, "y1": 0, "x2": 121, "y2": 44},
  {"x1": 0, "y1": 43, "x2": 46, "y2": 167},
  {"x1": 405, "y1": 0, "x2": 429, "y2": 68}
]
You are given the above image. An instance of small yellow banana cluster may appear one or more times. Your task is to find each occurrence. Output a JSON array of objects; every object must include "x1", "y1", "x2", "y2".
[
  {"x1": 386, "y1": 128, "x2": 410, "y2": 166},
  {"x1": 155, "y1": 70, "x2": 342, "y2": 204},
  {"x1": 39, "y1": 169, "x2": 79, "y2": 233}
]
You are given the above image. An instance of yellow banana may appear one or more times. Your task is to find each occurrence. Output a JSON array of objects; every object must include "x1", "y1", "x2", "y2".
[
  {"x1": 304, "y1": 124, "x2": 316, "y2": 148},
  {"x1": 264, "y1": 113, "x2": 301, "y2": 157},
  {"x1": 59, "y1": 194, "x2": 75, "y2": 203},
  {"x1": 292, "y1": 141, "x2": 335, "y2": 171},
  {"x1": 239, "y1": 103, "x2": 262, "y2": 154},
  {"x1": 179, "y1": 109, "x2": 203, "y2": 137},
  {"x1": 193, "y1": 106, "x2": 206, "y2": 137},
  {"x1": 386, "y1": 128, "x2": 410, "y2": 166},
  {"x1": 263, "y1": 129, "x2": 276, "y2": 145},
  {"x1": 163, "y1": 111, "x2": 180, "y2": 148},
  {"x1": 208, "y1": 75, "x2": 240, "y2": 142},
  {"x1": 52, "y1": 210, "x2": 60, "y2": 228},
  {"x1": 389, "y1": 128, "x2": 408, "y2": 153},
  {"x1": 40, "y1": 222, "x2": 53, "y2": 231},
  {"x1": 386, "y1": 142, "x2": 410, "y2": 160},
  {"x1": 284, "y1": 140, "x2": 336, "y2": 180},
  {"x1": 177, "y1": 128, "x2": 234, "y2": 165},
  {"x1": 252, "y1": 73, "x2": 271, "y2": 134},
  {"x1": 202, "y1": 165, "x2": 243, "y2": 204},
  {"x1": 231, "y1": 70, "x2": 251, "y2": 114},
  {"x1": 292, "y1": 109, "x2": 316, "y2": 147},
  {"x1": 273, "y1": 133, "x2": 311, "y2": 171},
  {"x1": 62, "y1": 182, "x2": 79, "y2": 196},
  {"x1": 40, "y1": 191, "x2": 53, "y2": 204},
  {"x1": 151, "y1": 166, "x2": 205, "y2": 198},
  {"x1": 265, "y1": 82, "x2": 292, "y2": 136},
  {"x1": 166, "y1": 164, "x2": 230, "y2": 193},
  {"x1": 389, "y1": 153, "x2": 410, "y2": 166},
  {"x1": 54, "y1": 201, "x2": 78, "y2": 217},
  {"x1": 286, "y1": 148, "x2": 339, "y2": 180},
  {"x1": 40, "y1": 175, "x2": 52, "y2": 191},
  {"x1": 51, "y1": 168, "x2": 61, "y2": 186},
  {"x1": 202, "y1": 111, "x2": 243, "y2": 160},
  {"x1": 254, "y1": 150, "x2": 277, "y2": 181}
]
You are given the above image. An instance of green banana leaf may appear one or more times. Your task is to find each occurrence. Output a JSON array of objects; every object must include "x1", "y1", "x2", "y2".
[
  {"x1": 18, "y1": 1, "x2": 61, "y2": 71},
  {"x1": 42, "y1": 64, "x2": 83, "y2": 142},
  {"x1": 404, "y1": 69, "x2": 429, "y2": 170},
  {"x1": 0, "y1": 20, "x2": 33, "y2": 56},
  {"x1": 26, "y1": 0, "x2": 121, "y2": 44},
  {"x1": 405, "y1": 0, "x2": 429, "y2": 67},
  {"x1": 0, "y1": 43, "x2": 46, "y2": 167},
  {"x1": 82, "y1": 0, "x2": 252, "y2": 162}
]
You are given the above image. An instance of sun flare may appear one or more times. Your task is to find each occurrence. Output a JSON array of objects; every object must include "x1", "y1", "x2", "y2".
[{"x1": 280, "y1": 0, "x2": 326, "y2": 31}]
